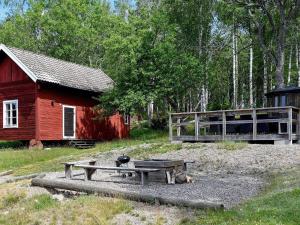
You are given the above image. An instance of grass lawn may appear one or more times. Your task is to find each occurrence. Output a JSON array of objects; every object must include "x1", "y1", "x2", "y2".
[
  {"x1": 0, "y1": 128, "x2": 168, "y2": 175},
  {"x1": 0, "y1": 130, "x2": 300, "y2": 225},
  {"x1": 179, "y1": 168, "x2": 300, "y2": 225},
  {"x1": 0, "y1": 181, "x2": 132, "y2": 225}
]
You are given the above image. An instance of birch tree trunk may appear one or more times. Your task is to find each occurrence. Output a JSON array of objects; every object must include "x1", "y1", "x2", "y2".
[
  {"x1": 263, "y1": 53, "x2": 268, "y2": 106},
  {"x1": 232, "y1": 28, "x2": 237, "y2": 109},
  {"x1": 147, "y1": 101, "x2": 154, "y2": 125},
  {"x1": 249, "y1": 45, "x2": 253, "y2": 107},
  {"x1": 235, "y1": 33, "x2": 239, "y2": 108},
  {"x1": 288, "y1": 46, "x2": 292, "y2": 85},
  {"x1": 297, "y1": 44, "x2": 300, "y2": 87}
]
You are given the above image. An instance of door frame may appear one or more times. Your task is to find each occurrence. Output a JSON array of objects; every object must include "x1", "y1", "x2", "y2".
[{"x1": 62, "y1": 105, "x2": 76, "y2": 139}]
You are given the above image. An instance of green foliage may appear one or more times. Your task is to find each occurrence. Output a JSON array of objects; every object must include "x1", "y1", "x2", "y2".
[
  {"x1": 0, "y1": 0, "x2": 299, "y2": 118},
  {"x1": 0, "y1": 141, "x2": 24, "y2": 150},
  {"x1": 130, "y1": 126, "x2": 167, "y2": 140}
]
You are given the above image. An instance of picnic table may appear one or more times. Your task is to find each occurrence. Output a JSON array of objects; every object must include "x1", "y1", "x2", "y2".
[
  {"x1": 62, "y1": 159, "x2": 97, "y2": 179},
  {"x1": 74, "y1": 164, "x2": 160, "y2": 186}
]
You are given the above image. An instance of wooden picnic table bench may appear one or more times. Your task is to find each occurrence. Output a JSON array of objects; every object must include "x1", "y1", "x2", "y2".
[
  {"x1": 62, "y1": 159, "x2": 97, "y2": 179},
  {"x1": 74, "y1": 164, "x2": 160, "y2": 186}
]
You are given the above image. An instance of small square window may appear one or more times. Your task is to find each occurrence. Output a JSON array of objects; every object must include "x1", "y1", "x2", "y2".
[{"x1": 3, "y1": 100, "x2": 18, "y2": 128}]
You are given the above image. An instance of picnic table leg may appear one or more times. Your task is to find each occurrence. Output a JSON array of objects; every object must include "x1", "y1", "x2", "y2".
[
  {"x1": 65, "y1": 165, "x2": 72, "y2": 179},
  {"x1": 166, "y1": 170, "x2": 175, "y2": 184},
  {"x1": 183, "y1": 163, "x2": 187, "y2": 171},
  {"x1": 140, "y1": 172, "x2": 149, "y2": 186},
  {"x1": 84, "y1": 168, "x2": 96, "y2": 181}
]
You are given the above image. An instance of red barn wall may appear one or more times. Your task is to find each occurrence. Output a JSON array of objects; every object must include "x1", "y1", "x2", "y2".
[
  {"x1": 37, "y1": 85, "x2": 129, "y2": 141},
  {"x1": 0, "y1": 56, "x2": 36, "y2": 140}
]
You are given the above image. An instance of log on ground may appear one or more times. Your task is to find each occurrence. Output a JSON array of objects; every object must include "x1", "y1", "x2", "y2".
[{"x1": 31, "y1": 178, "x2": 224, "y2": 210}]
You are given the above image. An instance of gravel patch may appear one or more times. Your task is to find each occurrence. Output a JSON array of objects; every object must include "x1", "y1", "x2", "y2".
[
  {"x1": 41, "y1": 170, "x2": 264, "y2": 209},
  {"x1": 157, "y1": 143, "x2": 300, "y2": 176},
  {"x1": 34, "y1": 143, "x2": 300, "y2": 210}
]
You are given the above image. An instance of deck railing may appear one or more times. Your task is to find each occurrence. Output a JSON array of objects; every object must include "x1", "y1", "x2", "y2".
[{"x1": 169, "y1": 106, "x2": 300, "y2": 144}]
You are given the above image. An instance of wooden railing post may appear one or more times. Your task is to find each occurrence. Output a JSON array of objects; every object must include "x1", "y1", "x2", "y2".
[
  {"x1": 195, "y1": 113, "x2": 199, "y2": 141},
  {"x1": 222, "y1": 111, "x2": 226, "y2": 141},
  {"x1": 288, "y1": 107, "x2": 293, "y2": 145},
  {"x1": 252, "y1": 109, "x2": 257, "y2": 140},
  {"x1": 169, "y1": 113, "x2": 173, "y2": 141},
  {"x1": 177, "y1": 118, "x2": 181, "y2": 137}
]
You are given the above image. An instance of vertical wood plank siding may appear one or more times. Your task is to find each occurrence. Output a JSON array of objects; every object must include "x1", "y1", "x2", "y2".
[
  {"x1": 0, "y1": 57, "x2": 36, "y2": 140},
  {"x1": 37, "y1": 84, "x2": 129, "y2": 141},
  {"x1": 0, "y1": 54, "x2": 129, "y2": 141}
]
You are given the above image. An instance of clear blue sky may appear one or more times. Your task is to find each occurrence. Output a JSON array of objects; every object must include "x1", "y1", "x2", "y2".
[{"x1": 0, "y1": 5, "x2": 9, "y2": 21}]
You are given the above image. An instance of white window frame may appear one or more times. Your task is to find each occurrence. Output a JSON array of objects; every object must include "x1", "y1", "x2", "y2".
[
  {"x1": 3, "y1": 99, "x2": 18, "y2": 128},
  {"x1": 62, "y1": 105, "x2": 76, "y2": 139}
]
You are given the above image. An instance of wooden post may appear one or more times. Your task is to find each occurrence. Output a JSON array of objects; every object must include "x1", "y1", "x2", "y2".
[
  {"x1": 222, "y1": 111, "x2": 226, "y2": 141},
  {"x1": 177, "y1": 118, "x2": 181, "y2": 137},
  {"x1": 195, "y1": 113, "x2": 199, "y2": 141},
  {"x1": 288, "y1": 107, "x2": 293, "y2": 145},
  {"x1": 169, "y1": 114, "x2": 173, "y2": 141},
  {"x1": 252, "y1": 109, "x2": 257, "y2": 140}
]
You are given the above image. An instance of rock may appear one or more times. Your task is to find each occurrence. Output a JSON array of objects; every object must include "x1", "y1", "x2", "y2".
[{"x1": 52, "y1": 194, "x2": 64, "y2": 201}]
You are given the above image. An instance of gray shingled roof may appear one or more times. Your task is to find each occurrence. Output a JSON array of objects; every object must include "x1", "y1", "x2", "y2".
[{"x1": 1, "y1": 45, "x2": 113, "y2": 93}]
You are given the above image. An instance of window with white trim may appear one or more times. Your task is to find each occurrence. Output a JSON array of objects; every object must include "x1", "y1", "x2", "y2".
[{"x1": 3, "y1": 100, "x2": 18, "y2": 128}]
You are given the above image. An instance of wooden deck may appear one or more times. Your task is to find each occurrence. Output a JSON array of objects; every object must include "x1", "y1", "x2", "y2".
[{"x1": 169, "y1": 107, "x2": 300, "y2": 144}]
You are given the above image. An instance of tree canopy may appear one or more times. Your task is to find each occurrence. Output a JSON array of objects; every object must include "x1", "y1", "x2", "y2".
[{"x1": 0, "y1": 0, "x2": 299, "y2": 120}]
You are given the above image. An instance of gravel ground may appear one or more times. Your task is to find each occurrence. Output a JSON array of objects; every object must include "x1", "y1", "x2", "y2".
[
  {"x1": 29, "y1": 143, "x2": 300, "y2": 224},
  {"x1": 38, "y1": 143, "x2": 300, "y2": 210},
  {"x1": 43, "y1": 170, "x2": 264, "y2": 209}
]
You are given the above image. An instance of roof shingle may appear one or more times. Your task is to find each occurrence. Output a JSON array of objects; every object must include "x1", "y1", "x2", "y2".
[{"x1": 1, "y1": 45, "x2": 113, "y2": 93}]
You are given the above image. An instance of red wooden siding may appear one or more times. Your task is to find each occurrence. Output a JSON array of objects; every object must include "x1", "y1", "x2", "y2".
[
  {"x1": 37, "y1": 85, "x2": 129, "y2": 141},
  {"x1": 0, "y1": 53, "x2": 128, "y2": 141},
  {"x1": 0, "y1": 57, "x2": 36, "y2": 140}
]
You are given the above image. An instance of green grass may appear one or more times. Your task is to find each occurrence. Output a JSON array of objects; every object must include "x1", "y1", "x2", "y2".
[
  {"x1": 0, "y1": 128, "x2": 168, "y2": 175},
  {"x1": 0, "y1": 192, "x2": 132, "y2": 225},
  {"x1": 179, "y1": 167, "x2": 300, "y2": 225},
  {"x1": 29, "y1": 194, "x2": 57, "y2": 211},
  {"x1": 0, "y1": 141, "x2": 24, "y2": 150},
  {"x1": 217, "y1": 141, "x2": 248, "y2": 151}
]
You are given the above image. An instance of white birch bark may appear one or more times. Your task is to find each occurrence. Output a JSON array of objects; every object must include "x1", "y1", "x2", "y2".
[
  {"x1": 235, "y1": 33, "x2": 239, "y2": 108},
  {"x1": 249, "y1": 45, "x2": 253, "y2": 107},
  {"x1": 288, "y1": 46, "x2": 292, "y2": 85},
  {"x1": 263, "y1": 53, "x2": 268, "y2": 106},
  {"x1": 147, "y1": 101, "x2": 154, "y2": 123},
  {"x1": 232, "y1": 30, "x2": 236, "y2": 109},
  {"x1": 297, "y1": 44, "x2": 300, "y2": 87}
]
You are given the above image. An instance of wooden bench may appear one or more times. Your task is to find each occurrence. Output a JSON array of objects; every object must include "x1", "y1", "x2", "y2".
[
  {"x1": 62, "y1": 160, "x2": 97, "y2": 179},
  {"x1": 74, "y1": 164, "x2": 160, "y2": 185}
]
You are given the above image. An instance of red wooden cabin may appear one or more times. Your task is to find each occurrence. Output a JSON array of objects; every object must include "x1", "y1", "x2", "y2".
[{"x1": 0, "y1": 44, "x2": 129, "y2": 147}]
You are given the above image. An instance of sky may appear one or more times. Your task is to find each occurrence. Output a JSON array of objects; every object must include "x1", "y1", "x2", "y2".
[
  {"x1": 0, "y1": 0, "x2": 136, "y2": 22},
  {"x1": 0, "y1": 5, "x2": 9, "y2": 21}
]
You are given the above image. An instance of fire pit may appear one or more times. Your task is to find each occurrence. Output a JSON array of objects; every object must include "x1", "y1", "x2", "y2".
[{"x1": 134, "y1": 159, "x2": 184, "y2": 183}]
